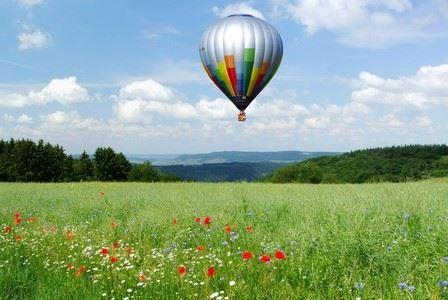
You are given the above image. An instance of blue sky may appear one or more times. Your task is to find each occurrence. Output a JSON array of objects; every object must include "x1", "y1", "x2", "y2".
[{"x1": 1, "y1": 0, "x2": 447, "y2": 154}]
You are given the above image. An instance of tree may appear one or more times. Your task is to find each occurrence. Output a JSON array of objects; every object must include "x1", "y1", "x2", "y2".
[
  {"x1": 93, "y1": 147, "x2": 131, "y2": 181},
  {"x1": 72, "y1": 151, "x2": 94, "y2": 181},
  {"x1": 128, "y1": 162, "x2": 161, "y2": 182}
]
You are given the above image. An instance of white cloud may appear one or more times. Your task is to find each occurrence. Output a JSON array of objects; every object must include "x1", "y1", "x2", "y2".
[
  {"x1": 17, "y1": 0, "x2": 43, "y2": 8},
  {"x1": 270, "y1": 0, "x2": 444, "y2": 48},
  {"x1": 29, "y1": 77, "x2": 89, "y2": 105},
  {"x1": 3, "y1": 114, "x2": 15, "y2": 122},
  {"x1": 118, "y1": 79, "x2": 175, "y2": 101},
  {"x1": 351, "y1": 64, "x2": 448, "y2": 109},
  {"x1": 3, "y1": 63, "x2": 447, "y2": 152},
  {"x1": 18, "y1": 27, "x2": 52, "y2": 50},
  {"x1": 213, "y1": 1, "x2": 265, "y2": 19},
  {"x1": 114, "y1": 79, "x2": 198, "y2": 122},
  {"x1": 17, "y1": 114, "x2": 33, "y2": 124},
  {"x1": 303, "y1": 116, "x2": 330, "y2": 129},
  {"x1": 415, "y1": 115, "x2": 432, "y2": 127},
  {"x1": 438, "y1": 0, "x2": 448, "y2": 19},
  {"x1": 41, "y1": 111, "x2": 100, "y2": 130},
  {"x1": 0, "y1": 77, "x2": 89, "y2": 108}
]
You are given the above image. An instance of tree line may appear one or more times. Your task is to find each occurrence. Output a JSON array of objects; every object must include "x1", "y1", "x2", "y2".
[
  {"x1": 264, "y1": 144, "x2": 448, "y2": 184},
  {"x1": 0, "y1": 139, "x2": 180, "y2": 182}
]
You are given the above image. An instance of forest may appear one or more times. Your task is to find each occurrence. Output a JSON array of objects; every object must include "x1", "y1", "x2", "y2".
[
  {"x1": 0, "y1": 139, "x2": 180, "y2": 182},
  {"x1": 266, "y1": 145, "x2": 448, "y2": 183}
]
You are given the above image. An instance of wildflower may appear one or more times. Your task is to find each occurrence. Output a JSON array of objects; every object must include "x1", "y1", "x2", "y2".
[
  {"x1": 207, "y1": 266, "x2": 216, "y2": 277},
  {"x1": 225, "y1": 225, "x2": 232, "y2": 234},
  {"x1": 75, "y1": 265, "x2": 86, "y2": 277},
  {"x1": 196, "y1": 245, "x2": 205, "y2": 252},
  {"x1": 65, "y1": 230, "x2": 74, "y2": 240},
  {"x1": 242, "y1": 251, "x2": 253, "y2": 261},
  {"x1": 3, "y1": 226, "x2": 12, "y2": 234},
  {"x1": 109, "y1": 256, "x2": 119, "y2": 263},
  {"x1": 403, "y1": 212, "x2": 410, "y2": 220},
  {"x1": 101, "y1": 248, "x2": 109, "y2": 256},
  {"x1": 275, "y1": 250, "x2": 286, "y2": 260},
  {"x1": 203, "y1": 216, "x2": 212, "y2": 226},
  {"x1": 354, "y1": 282, "x2": 365, "y2": 290},
  {"x1": 230, "y1": 232, "x2": 239, "y2": 242},
  {"x1": 26, "y1": 216, "x2": 37, "y2": 223},
  {"x1": 195, "y1": 217, "x2": 201, "y2": 223},
  {"x1": 14, "y1": 212, "x2": 22, "y2": 225},
  {"x1": 398, "y1": 282, "x2": 408, "y2": 290},
  {"x1": 172, "y1": 218, "x2": 178, "y2": 225},
  {"x1": 407, "y1": 285, "x2": 416, "y2": 292},
  {"x1": 178, "y1": 265, "x2": 187, "y2": 277},
  {"x1": 139, "y1": 273, "x2": 146, "y2": 282},
  {"x1": 246, "y1": 225, "x2": 253, "y2": 233},
  {"x1": 229, "y1": 280, "x2": 236, "y2": 287},
  {"x1": 15, "y1": 235, "x2": 22, "y2": 241},
  {"x1": 110, "y1": 220, "x2": 117, "y2": 229},
  {"x1": 99, "y1": 191, "x2": 105, "y2": 197},
  {"x1": 438, "y1": 280, "x2": 448, "y2": 287},
  {"x1": 127, "y1": 289, "x2": 132, "y2": 293},
  {"x1": 210, "y1": 292, "x2": 219, "y2": 299},
  {"x1": 125, "y1": 246, "x2": 133, "y2": 255},
  {"x1": 67, "y1": 263, "x2": 75, "y2": 270},
  {"x1": 112, "y1": 242, "x2": 119, "y2": 249},
  {"x1": 260, "y1": 255, "x2": 271, "y2": 264}
]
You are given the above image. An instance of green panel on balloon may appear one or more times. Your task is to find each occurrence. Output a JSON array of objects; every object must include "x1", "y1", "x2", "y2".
[{"x1": 244, "y1": 48, "x2": 255, "y2": 96}]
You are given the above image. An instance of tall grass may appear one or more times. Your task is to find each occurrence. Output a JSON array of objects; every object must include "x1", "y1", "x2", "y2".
[{"x1": 0, "y1": 181, "x2": 447, "y2": 299}]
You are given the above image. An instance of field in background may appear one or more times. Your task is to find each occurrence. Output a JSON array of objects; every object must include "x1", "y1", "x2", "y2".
[{"x1": 0, "y1": 181, "x2": 447, "y2": 299}]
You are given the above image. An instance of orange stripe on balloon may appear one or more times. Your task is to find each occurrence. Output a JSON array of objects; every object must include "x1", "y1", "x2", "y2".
[{"x1": 225, "y1": 55, "x2": 239, "y2": 94}]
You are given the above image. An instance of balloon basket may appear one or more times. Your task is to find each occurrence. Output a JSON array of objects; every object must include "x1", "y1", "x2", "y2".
[{"x1": 238, "y1": 111, "x2": 247, "y2": 122}]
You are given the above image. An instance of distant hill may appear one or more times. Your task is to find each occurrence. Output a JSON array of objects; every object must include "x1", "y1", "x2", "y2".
[
  {"x1": 127, "y1": 151, "x2": 339, "y2": 166},
  {"x1": 266, "y1": 145, "x2": 448, "y2": 184},
  {"x1": 156, "y1": 162, "x2": 286, "y2": 182}
]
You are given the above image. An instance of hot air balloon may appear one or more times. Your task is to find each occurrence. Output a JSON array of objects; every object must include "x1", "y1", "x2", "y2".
[{"x1": 199, "y1": 14, "x2": 283, "y2": 121}]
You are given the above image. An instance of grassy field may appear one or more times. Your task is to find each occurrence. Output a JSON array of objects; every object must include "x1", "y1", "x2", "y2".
[{"x1": 0, "y1": 181, "x2": 447, "y2": 299}]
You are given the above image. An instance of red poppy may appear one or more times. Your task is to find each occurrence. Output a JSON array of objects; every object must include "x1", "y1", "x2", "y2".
[
  {"x1": 242, "y1": 251, "x2": 253, "y2": 261},
  {"x1": 67, "y1": 263, "x2": 75, "y2": 270},
  {"x1": 172, "y1": 218, "x2": 178, "y2": 225},
  {"x1": 15, "y1": 211, "x2": 21, "y2": 219},
  {"x1": 65, "y1": 230, "x2": 74, "y2": 240},
  {"x1": 139, "y1": 273, "x2": 146, "y2": 282},
  {"x1": 207, "y1": 266, "x2": 216, "y2": 277},
  {"x1": 15, "y1": 235, "x2": 22, "y2": 241},
  {"x1": 260, "y1": 255, "x2": 271, "y2": 264},
  {"x1": 178, "y1": 265, "x2": 187, "y2": 277},
  {"x1": 125, "y1": 246, "x2": 133, "y2": 255},
  {"x1": 109, "y1": 256, "x2": 119, "y2": 263},
  {"x1": 203, "y1": 216, "x2": 212, "y2": 226},
  {"x1": 246, "y1": 225, "x2": 253, "y2": 233},
  {"x1": 75, "y1": 265, "x2": 86, "y2": 277},
  {"x1": 3, "y1": 226, "x2": 12, "y2": 234},
  {"x1": 112, "y1": 242, "x2": 120, "y2": 249},
  {"x1": 15, "y1": 217, "x2": 22, "y2": 225},
  {"x1": 225, "y1": 225, "x2": 232, "y2": 234},
  {"x1": 194, "y1": 217, "x2": 201, "y2": 223},
  {"x1": 196, "y1": 245, "x2": 205, "y2": 252},
  {"x1": 275, "y1": 250, "x2": 286, "y2": 260},
  {"x1": 101, "y1": 247, "x2": 109, "y2": 256}
]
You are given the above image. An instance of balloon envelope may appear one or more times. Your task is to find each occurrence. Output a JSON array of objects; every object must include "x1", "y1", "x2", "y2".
[{"x1": 199, "y1": 14, "x2": 283, "y2": 112}]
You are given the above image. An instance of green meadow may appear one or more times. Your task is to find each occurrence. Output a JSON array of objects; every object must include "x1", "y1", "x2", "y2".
[{"x1": 0, "y1": 181, "x2": 447, "y2": 299}]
